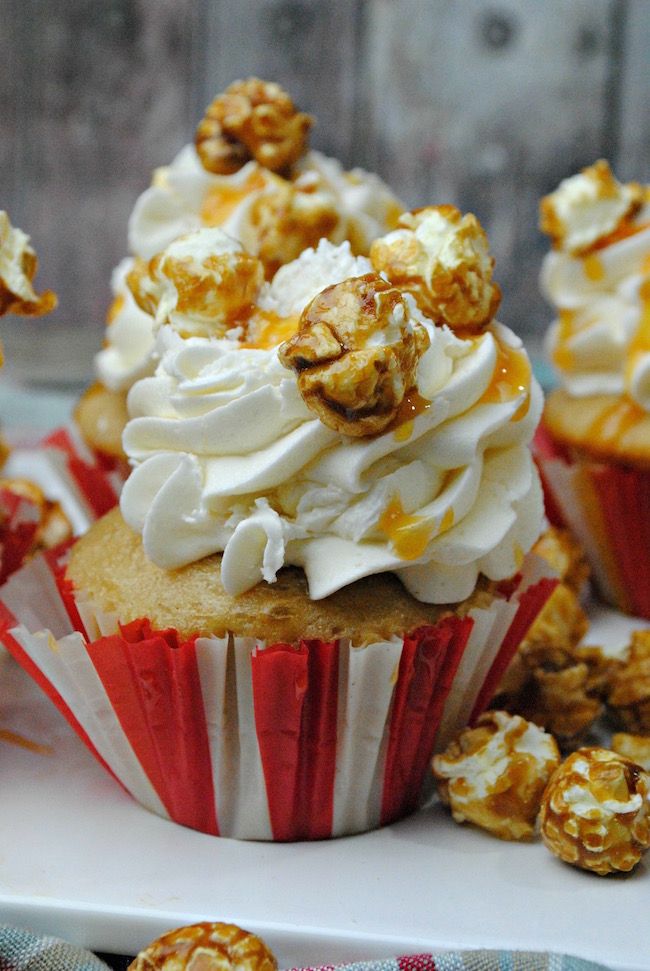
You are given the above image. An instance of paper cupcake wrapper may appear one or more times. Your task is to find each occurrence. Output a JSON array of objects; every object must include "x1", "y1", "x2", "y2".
[
  {"x1": 0, "y1": 547, "x2": 556, "y2": 841},
  {"x1": 3, "y1": 424, "x2": 128, "y2": 537},
  {"x1": 535, "y1": 427, "x2": 650, "y2": 618},
  {"x1": 0, "y1": 487, "x2": 41, "y2": 584}
]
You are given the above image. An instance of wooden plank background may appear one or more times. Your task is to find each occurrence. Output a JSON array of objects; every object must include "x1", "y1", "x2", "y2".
[{"x1": 1, "y1": 0, "x2": 648, "y2": 387}]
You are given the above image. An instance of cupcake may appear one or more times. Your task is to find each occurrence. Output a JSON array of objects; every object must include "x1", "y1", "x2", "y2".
[
  {"x1": 0, "y1": 207, "x2": 556, "y2": 840},
  {"x1": 536, "y1": 160, "x2": 650, "y2": 617},
  {"x1": 0, "y1": 211, "x2": 72, "y2": 582},
  {"x1": 76, "y1": 77, "x2": 404, "y2": 470}
]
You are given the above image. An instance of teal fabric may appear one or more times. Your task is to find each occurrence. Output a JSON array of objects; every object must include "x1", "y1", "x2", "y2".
[{"x1": 0, "y1": 926, "x2": 614, "y2": 971}]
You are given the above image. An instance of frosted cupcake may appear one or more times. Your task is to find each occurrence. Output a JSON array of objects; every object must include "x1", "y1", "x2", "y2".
[
  {"x1": 76, "y1": 78, "x2": 403, "y2": 464},
  {"x1": 0, "y1": 207, "x2": 556, "y2": 840},
  {"x1": 536, "y1": 160, "x2": 650, "y2": 616}
]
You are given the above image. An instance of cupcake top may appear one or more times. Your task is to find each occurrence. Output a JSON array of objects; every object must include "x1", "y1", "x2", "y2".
[
  {"x1": 95, "y1": 78, "x2": 403, "y2": 394},
  {"x1": 540, "y1": 160, "x2": 650, "y2": 405},
  {"x1": 119, "y1": 205, "x2": 544, "y2": 605}
]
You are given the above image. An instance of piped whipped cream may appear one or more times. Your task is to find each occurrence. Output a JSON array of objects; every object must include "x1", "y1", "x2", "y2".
[
  {"x1": 540, "y1": 161, "x2": 650, "y2": 406},
  {"x1": 120, "y1": 228, "x2": 544, "y2": 603}
]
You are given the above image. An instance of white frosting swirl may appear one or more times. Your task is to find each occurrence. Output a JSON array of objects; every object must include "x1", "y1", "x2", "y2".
[
  {"x1": 97, "y1": 145, "x2": 402, "y2": 393},
  {"x1": 120, "y1": 239, "x2": 543, "y2": 603},
  {"x1": 541, "y1": 173, "x2": 650, "y2": 405}
]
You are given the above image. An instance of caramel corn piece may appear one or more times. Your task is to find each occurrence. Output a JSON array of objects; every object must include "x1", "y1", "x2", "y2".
[
  {"x1": 279, "y1": 273, "x2": 430, "y2": 437},
  {"x1": 195, "y1": 78, "x2": 312, "y2": 176},
  {"x1": 0, "y1": 211, "x2": 57, "y2": 317},
  {"x1": 539, "y1": 160, "x2": 643, "y2": 255},
  {"x1": 540, "y1": 747, "x2": 650, "y2": 875},
  {"x1": 433, "y1": 710, "x2": 560, "y2": 841},
  {"x1": 128, "y1": 921, "x2": 278, "y2": 971},
  {"x1": 127, "y1": 229, "x2": 264, "y2": 339},
  {"x1": 370, "y1": 205, "x2": 500, "y2": 331},
  {"x1": 607, "y1": 629, "x2": 650, "y2": 733}
]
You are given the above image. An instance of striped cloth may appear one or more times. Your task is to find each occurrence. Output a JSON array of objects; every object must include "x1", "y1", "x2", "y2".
[{"x1": 0, "y1": 927, "x2": 614, "y2": 971}]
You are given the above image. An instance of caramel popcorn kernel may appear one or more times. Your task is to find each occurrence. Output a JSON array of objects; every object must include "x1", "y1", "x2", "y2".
[
  {"x1": 370, "y1": 205, "x2": 501, "y2": 331},
  {"x1": 128, "y1": 230, "x2": 265, "y2": 339},
  {"x1": 607, "y1": 629, "x2": 650, "y2": 733},
  {"x1": 128, "y1": 921, "x2": 278, "y2": 971},
  {"x1": 539, "y1": 747, "x2": 650, "y2": 875},
  {"x1": 432, "y1": 710, "x2": 561, "y2": 841},
  {"x1": 539, "y1": 159, "x2": 643, "y2": 255},
  {"x1": 278, "y1": 273, "x2": 430, "y2": 437},
  {"x1": 245, "y1": 181, "x2": 341, "y2": 279},
  {"x1": 0, "y1": 211, "x2": 57, "y2": 318},
  {"x1": 611, "y1": 733, "x2": 650, "y2": 773},
  {"x1": 195, "y1": 78, "x2": 313, "y2": 176}
]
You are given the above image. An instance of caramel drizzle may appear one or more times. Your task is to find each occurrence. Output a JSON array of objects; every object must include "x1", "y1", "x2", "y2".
[
  {"x1": 378, "y1": 494, "x2": 455, "y2": 561},
  {"x1": 479, "y1": 337, "x2": 531, "y2": 420},
  {"x1": 199, "y1": 169, "x2": 269, "y2": 226},
  {"x1": 625, "y1": 271, "x2": 650, "y2": 386},
  {"x1": 241, "y1": 309, "x2": 300, "y2": 349},
  {"x1": 391, "y1": 388, "x2": 432, "y2": 441},
  {"x1": 587, "y1": 398, "x2": 645, "y2": 447}
]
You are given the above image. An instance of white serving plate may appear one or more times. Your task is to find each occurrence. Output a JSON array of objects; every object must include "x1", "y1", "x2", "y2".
[{"x1": 0, "y1": 603, "x2": 648, "y2": 971}]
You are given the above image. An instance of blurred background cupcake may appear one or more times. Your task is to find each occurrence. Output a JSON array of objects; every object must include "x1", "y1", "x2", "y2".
[
  {"x1": 536, "y1": 160, "x2": 650, "y2": 617},
  {"x1": 0, "y1": 208, "x2": 556, "y2": 841}
]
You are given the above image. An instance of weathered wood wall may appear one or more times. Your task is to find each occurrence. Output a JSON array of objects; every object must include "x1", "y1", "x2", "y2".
[{"x1": 1, "y1": 0, "x2": 648, "y2": 386}]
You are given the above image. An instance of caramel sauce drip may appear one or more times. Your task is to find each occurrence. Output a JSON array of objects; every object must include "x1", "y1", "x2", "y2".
[
  {"x1": 625, "y1": 276, "x2": 650, "y2": 384},
  {"x1": 391, "y1": 388, "x2": 432, "y2": 441},
  {"x1": 552, "y1": 309, "x2": 577, "y2": 371},
  {"x1": 587, "y1": 398, "x2": 645, "y2": 447},
  {"x1": 199, "y1": 169, "x2": 268, "y2": 226},
  {"x1": 378, "y1": 496, "x2": 432, "y2": 560},
  {"x1": 479, "y1": 337, "x2": 531, "y2": 420},
  {"x1": 0, "y1": 728, "x2": 53, "y2": 756},
  {"x1": 378, "y1": 494, "x2": 454, "y2": 561},
  {"x1": 242, "y1": 310, "x2": 300, "y2": 349}
]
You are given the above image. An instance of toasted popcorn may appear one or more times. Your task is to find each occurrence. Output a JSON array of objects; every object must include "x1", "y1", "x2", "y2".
[
  {"x1": 370, "y1": 205, "x2": 501, "y2": 331},
  {"x1": 278, "y1": 273, "x2": 430, "y2": 437},
  {"x1": 128, "y1": 228, "x2": 264, "y2": 338},
  {"x1": 611, "y1": 733, "x2": 650, "y2": 772},
  {"x1": 128, "y1": 921, "x2": 278, "y2": 971},
  {"x1": 607, "y1": 629, "x2": 650, "y2": 733},
  {"x1": 493, "y1": 586, "x2": 616, "y2": 746},
  {"x1": 539, "y1": 160, "x2": 643, "y2": 255},
  {"x1": 195, "y1": 78, "x2": 312, "y2": 176},
  {"x1": 432, "y1": 710, "x2": 561, "y2": 841},
  {"x1": 0, "y1": 211, "x2": 57, "y2": 317},
  {"x1": 244, "y1": 181, "x2": 342, "y2": 279},
  {"x1": 0, "y1": 478, "x2": 72, "y2": 584},
  {"x1": 539, "y1": 747, "x2": 650, "y2": 875}
]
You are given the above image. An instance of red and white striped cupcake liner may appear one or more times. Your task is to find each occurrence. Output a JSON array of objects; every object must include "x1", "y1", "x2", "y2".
[
  {"x1": 535, "y1": 426, "x2": 650, "y2": 619},
  {"x1": 3, "y1": 423, "x2": 128, "y2": 537},
  {"x1": 0, "y1": 486, "x2": 42, "y2": 585},
  {"x1": 0, "y1": 545, "x2": 556, "y2": 841}
]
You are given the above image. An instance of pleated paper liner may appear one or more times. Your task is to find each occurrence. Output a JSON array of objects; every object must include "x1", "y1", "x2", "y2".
[
  {"x1": 0, "y1": 486, "x2": 42, "y2": 584},
  {"x1": 3, "y1": 424, "x2": 127, "y2": 538},
  {"x1": 0, "y1": 544, "x2": 556, "y2": 841},
  {"x1": 534, "y1": 425, "x2": 650, "y2": 619}
]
